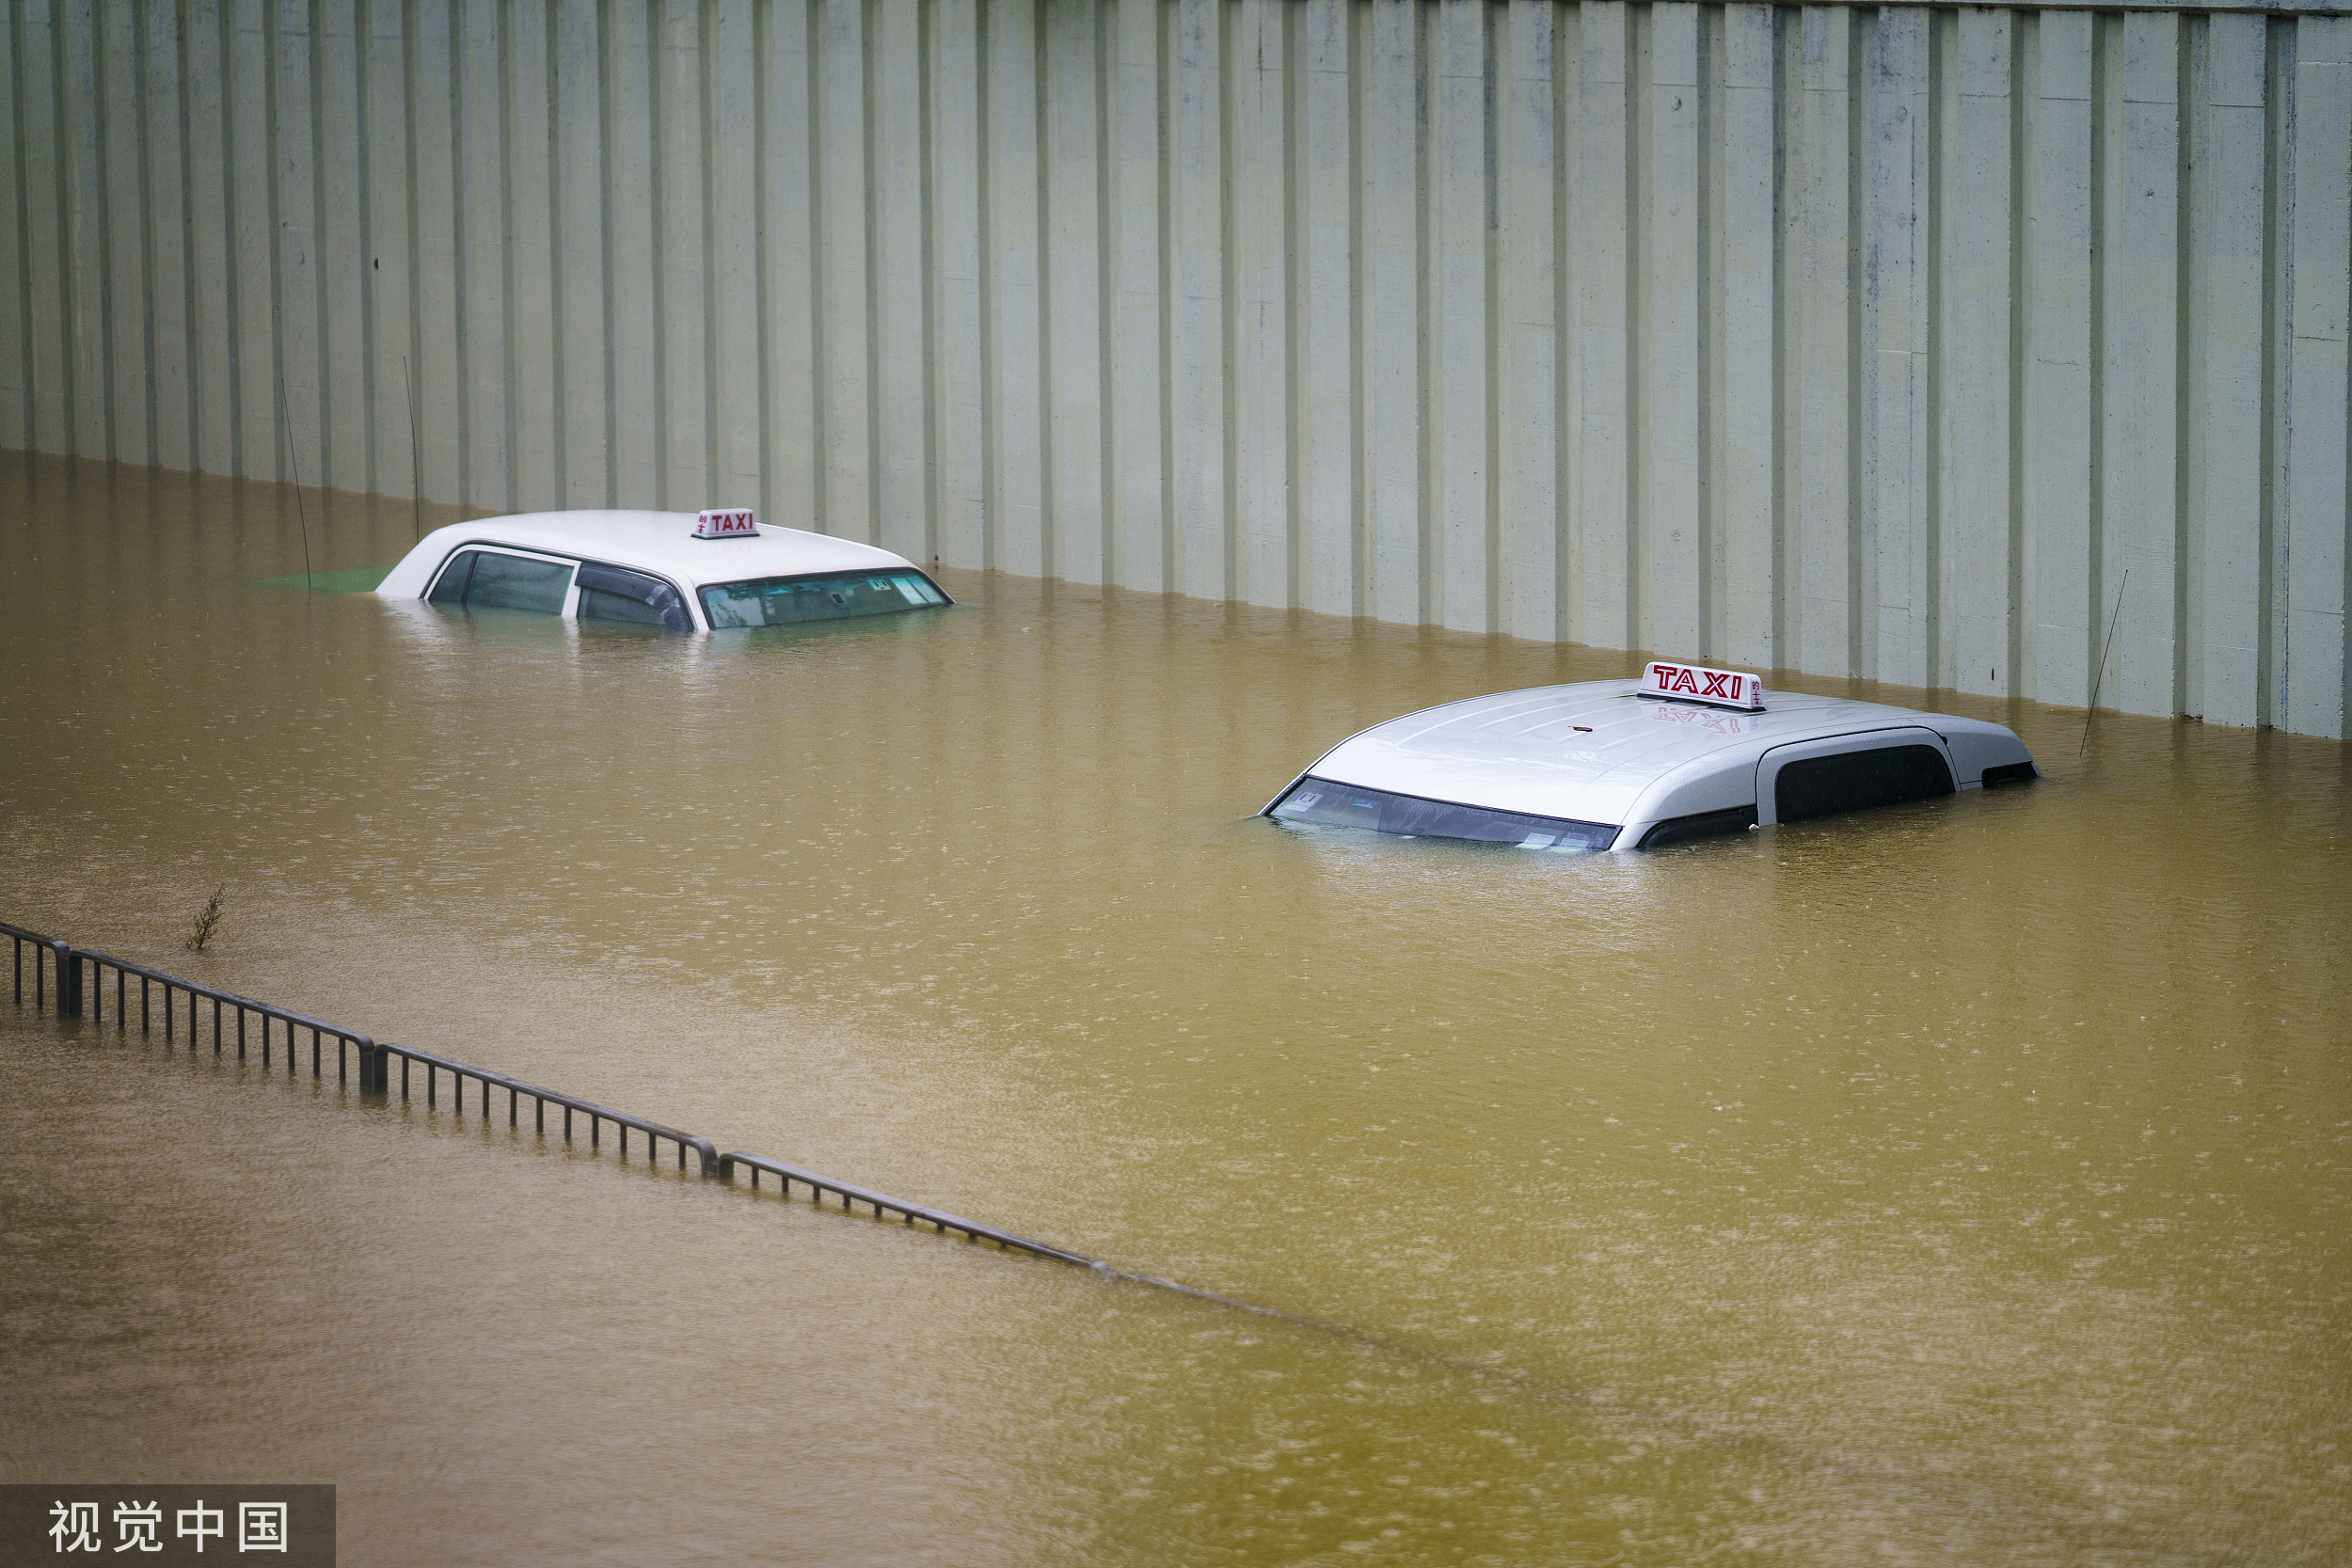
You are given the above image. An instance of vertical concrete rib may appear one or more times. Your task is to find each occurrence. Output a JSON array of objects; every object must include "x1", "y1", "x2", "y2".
[
  {"x1": 2007, "y1": 16, "x2": 2028, "y2": 698},
  {"x1": 1645, "y1": 1, "x2": 1701, "y2": 657},
  {"x1": 873, "y1": 0, "x2": 929, "y2": 560},
  {"x1": 1434, "y1": 0, "x2": 1489, "y2": 634},
  {"x1": 77, "y1": 0, "x2": 111, "y2": 459},
  {"x1": 2286, "y1": 16, "x2": 2349, "y2": 737},
  {"x1": 2, "y1": 3, "x2": 27, "y2": 449},
  {"x1": 2197, "y1": 12, "x2": 2268, "y2": 727},
  {"x1": 1105, "y1": 0, "x2": 1162, "y2": 591},
  {"x1": 1867, "y1": 6, "x2": 1927, "y2": 689},
  {"x1": 1094, "y1": 0, "x2": 1115, "y2": 580},
  {"x1": 1498, "y1": 0, "x2": 1557, "y2": 643},
  {"x1": 91, "y1": 0, "x2": 125, "y2": 462},
  {"x1": 769, "y1": 0, "x2": 818, "y2": 531},
  {"x1": 984, "y1": 0, "x2": 1040, "y2": 573},
  {"x1": 2027, "y1": 8, "x2": 2094, "y2": 709},
  {"x1": 2259, "y1": 18, "x2": 2291, "y2": 728},
  {"x1": 1572, "y1": 1, "x2": 1629, "y2": 649},
  {"x1": 1035, "y1": 0, "x2": 1057, "y2": 577},
  {"x1": 928, "y1": 0, "x2": 980, "y2": 564}
]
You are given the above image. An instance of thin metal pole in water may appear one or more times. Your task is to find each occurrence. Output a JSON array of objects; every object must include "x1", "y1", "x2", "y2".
[
  {"x1": 2080, "y1": 570, "x2": 2130, "y2": 760},
  {"x1": 405, "y1": 355, "x2": 422, "y2": 543}
]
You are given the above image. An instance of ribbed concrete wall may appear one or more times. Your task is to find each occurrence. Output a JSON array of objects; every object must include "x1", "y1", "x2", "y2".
[{"x1": 5, "y1": 0, "x2": 2350, "y2": 736}]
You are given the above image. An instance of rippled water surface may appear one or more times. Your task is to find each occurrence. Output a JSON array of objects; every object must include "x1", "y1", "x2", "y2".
[{"x1": 2, "y1": 451, "x2": 2347, "y2": 1566}]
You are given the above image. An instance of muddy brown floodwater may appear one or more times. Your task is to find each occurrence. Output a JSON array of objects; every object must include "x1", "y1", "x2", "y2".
[{"x1": 1, "y1": 449, "x2": 2347, "y2": 1566}]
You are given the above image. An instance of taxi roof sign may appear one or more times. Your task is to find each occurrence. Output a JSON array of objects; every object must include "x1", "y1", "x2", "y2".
[
  {"x1": 692, "y1": 507, "x2": 758, "y2": 540},
  {"x1": 1638, "y1": 659, "x2": 1766, "y2": 711}
]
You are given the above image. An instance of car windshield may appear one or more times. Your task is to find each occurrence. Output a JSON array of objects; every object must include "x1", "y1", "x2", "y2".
[
  {"x1": 699, "y1": 570, "x2": 949, "y2": 628},
  {"x1": 1268, "y1": 777, "x2": 1619, "y2": 851}
]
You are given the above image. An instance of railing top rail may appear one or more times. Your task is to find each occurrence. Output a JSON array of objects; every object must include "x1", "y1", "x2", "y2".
[
  {"x1": 77, "y1": 947, "x2": 372, "y2": 1045},
  {"x1": 379, "y1": 1040, "x2": 710, "y2": 1152},
  {"x1": 721, "y1": 1150, "x2": 1105, "y2": 1269},
  {"x1": 0, "y1": 920, "x2": 59, "y2": 946}
]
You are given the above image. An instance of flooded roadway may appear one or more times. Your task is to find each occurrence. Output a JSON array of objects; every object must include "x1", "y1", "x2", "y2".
[{"x1": 1, "y1": 449, "x2": 2346, "y2": 1566}]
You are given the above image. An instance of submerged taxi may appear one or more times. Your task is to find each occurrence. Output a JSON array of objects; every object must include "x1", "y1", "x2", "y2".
[
  {"x1": 374, "y1": 508, "x2": 951, "y2": 631},
  {"x1": 1263, "y1": 660, "x2": 2037, "y2": 851}
]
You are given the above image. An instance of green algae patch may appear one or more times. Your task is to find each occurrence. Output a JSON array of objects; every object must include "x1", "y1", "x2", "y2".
[{"x1": 254, "y1": 566, "x2": 393, "y2": 594}]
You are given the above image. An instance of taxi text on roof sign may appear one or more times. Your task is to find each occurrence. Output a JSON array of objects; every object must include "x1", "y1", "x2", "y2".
[
  {"x1": 1639, "y1": 659, "x2": 1767, "y2": 711},
  {"x1": 692, "y1": 507, "x2": 758, "y2": 540}
]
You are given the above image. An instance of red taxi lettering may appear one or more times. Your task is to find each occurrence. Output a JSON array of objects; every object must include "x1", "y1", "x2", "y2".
[
  {"x1": 693, "y1": 507, "x2": 759, "y2": 539},
  {"x1": 1638, "y1": 659, "x2": 1765, "y2": 712}
]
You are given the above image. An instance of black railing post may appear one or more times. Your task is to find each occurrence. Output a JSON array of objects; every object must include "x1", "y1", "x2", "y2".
[
  {"x1": 52, "y1": 942, "x2": 80, "y2": 1019},
  {"x1": 358, "y1": 1040, "x2": 388, "y2": 1093}
]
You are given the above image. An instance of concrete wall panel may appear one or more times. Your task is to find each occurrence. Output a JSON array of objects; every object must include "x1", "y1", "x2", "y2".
[{"x1": 7, "y1": 0, "x2": 2350, "y2": 738}]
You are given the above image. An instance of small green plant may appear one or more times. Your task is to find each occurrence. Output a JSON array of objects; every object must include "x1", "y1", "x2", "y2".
[{"x1": 186, "y1": 886, "x2": 225, "y2": 953}]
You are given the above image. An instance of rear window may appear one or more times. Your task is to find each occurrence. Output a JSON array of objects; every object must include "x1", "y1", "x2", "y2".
[
  {"x1": 700, "y1": 571, "x2": 949, "y2": 628},
  {"x1": 1268, "y1": 778, "x2": 1618, "y2": 851},
  {"x1": 428, "y1": 548, "x2": 574, "y2": 614},
  {"x1": 1774, "y1": 745, "x2": 1953, "y2": 824}
]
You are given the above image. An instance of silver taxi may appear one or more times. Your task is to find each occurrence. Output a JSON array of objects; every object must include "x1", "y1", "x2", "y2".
[
  {"x1": 374, "y1": 508, "x2": 951, "y2": 631},
  {"x1": 1264, "y1": 660, "x2": 2037, "y2": 851}
]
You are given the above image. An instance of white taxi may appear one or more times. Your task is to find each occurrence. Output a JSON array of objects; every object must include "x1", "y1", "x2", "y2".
[
  {"x1": 373, "y1": 508, "x2": 952, "y2": 631},
  {"x1": 1263, "y1": 660, "x2": 2037, "y2": 851}
]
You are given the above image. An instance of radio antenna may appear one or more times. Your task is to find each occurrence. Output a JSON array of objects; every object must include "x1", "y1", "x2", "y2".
[
  {"x1": 278, "y1": 379, "x2": 312, "y2": 595},
  {"x1": 405, "y1": 354, "x2": 422, "y2": 542},
  {"x1": 2078, "y1": 570, "x2": 2128, "y2": 760}
]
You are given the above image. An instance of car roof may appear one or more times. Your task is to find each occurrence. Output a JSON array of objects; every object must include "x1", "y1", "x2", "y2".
[
  {"x1": 374, "y1": 510, "x2": 920, "y2": 597},
  {"x1": 1297, "y1": 678, "x2": 2024, "y2": 829}
]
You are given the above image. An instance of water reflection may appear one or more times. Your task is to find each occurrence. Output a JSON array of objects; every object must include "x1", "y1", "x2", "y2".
[{"x1": 1, "y1": 449, "x2": 2346, "y2": 1566}]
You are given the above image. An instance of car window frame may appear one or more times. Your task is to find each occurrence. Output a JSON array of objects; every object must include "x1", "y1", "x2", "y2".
[
  {"x1": 571, "y1": 559, "x2": 699, "y2": 630},
  {"x1": 424, "y1": 543, "x2": 583, "y2": 618},
  {"x1": 1752, "y1": 726, "x2": 1955, "y2": 827}
]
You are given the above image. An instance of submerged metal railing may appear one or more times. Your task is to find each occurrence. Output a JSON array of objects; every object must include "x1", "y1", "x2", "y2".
[
  {"x1": 3, "y1": 919, "x2": 70, "y2": 1013},
  {"x1": 74, "y1": 946, "x2": 375, "y2": 1082},
  {"x1": 715, "y1": 1151, "x2": 1101, "y2": 1266},
  {"x1": 5, "y1": 916, "x2": 1107, "y2": 1273},
  {"x1": 377, "y1": 1039, "x2": 720, "y2": 1177}
]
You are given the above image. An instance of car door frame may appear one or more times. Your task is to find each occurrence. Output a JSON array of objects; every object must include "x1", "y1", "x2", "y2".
[
  {"x1": 423, "y1": 544, "x2": 583, "y2": 617},
  {"x1": 569, "y1": 559, "x2": 698, "y2": 630},
  {"x1": 1753, "y1": 726, "x2": 1955, "y2": 827}
]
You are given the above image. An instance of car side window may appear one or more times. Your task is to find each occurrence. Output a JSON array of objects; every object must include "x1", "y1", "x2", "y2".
[
  {"x1": 427, "y1": 548, "x2": 574, "y2": 615},
  {"x1": 1774, "y1": 744, "x2": 1953, "y2": 824},
  {"x1": 575, "y1": 562, "x2": 692, "y2": 630}
]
